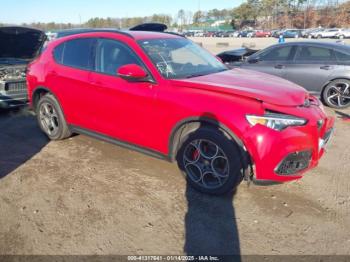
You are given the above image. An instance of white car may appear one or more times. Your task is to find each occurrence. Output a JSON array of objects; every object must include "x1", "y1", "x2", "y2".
[
  {"x1": 311, "y1": 28, "x2": 342, "y2": 38},
  {"x1": 336, "y1": 29, "x2": 350, "y2": 39}
]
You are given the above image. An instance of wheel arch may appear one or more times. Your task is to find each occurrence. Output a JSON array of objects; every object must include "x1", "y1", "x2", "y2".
[
  {"x1": 31, "y1": 86, "x2": 67, "y2": 119},
  {"x1": 168, "y1": 116, "x2": 251, "y2": 168},
  {"x1": 32, "y1": 86, "x2": 52, "y2": 109}
]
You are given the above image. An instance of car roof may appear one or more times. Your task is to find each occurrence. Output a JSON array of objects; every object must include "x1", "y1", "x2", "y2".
[
  {"x1": 270, "y1": 41, "x2": 350, "y2": 52},
  {"x1": 55, "y1": 28, "x2": 182, "y2": 40}
]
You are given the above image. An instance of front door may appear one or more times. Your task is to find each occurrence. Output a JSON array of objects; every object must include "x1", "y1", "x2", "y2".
[{"x1": 87, "y1": 38, "x2": 158, "y2": 149}]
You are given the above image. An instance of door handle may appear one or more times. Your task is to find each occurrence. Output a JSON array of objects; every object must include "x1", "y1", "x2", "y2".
[
  {"x1": 320, "y1": 65, "x2": 333, "y2": 70},
  {"x1": 275, "y1": 64, "x2": 285, "y2": 69}
]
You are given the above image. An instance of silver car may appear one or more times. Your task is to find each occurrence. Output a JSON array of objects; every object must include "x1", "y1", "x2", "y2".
[{"x1": 239, "y1": 42, "x2": 350, "y2": 109}]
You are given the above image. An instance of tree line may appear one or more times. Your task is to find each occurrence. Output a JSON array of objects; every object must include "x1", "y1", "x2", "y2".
[{"x1": 2, "y1": 0, "x2": 349, "y2": 31}]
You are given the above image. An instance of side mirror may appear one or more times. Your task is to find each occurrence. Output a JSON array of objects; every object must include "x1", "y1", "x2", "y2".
[
  {"x1": 117, "y1": 64, "x2": 148, "y2": 81},
  {"x1": 247, "y1": 57, "x2": 260, "y2": 64}
]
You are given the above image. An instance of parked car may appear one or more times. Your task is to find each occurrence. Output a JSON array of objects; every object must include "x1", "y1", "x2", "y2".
[
  {"x1": 183, "y1": 31, "x2": 195, "y2": 37},
  {"x1": 282, "y1": 29, "x2": 303, "y2": 38},
  {"x1": 302, "y1": 28, "x2": 319, "y2": 38},
  {"x1": 271, "y1": 29, "x2": 282, "y2": 38},
  {"x1": 0, "y1": 27, "x2": 46, "y2": 108},
  {"x1": 27, "y1": 30, "x2": 334, "y2": 195},
  {"x1": 336, "y1": 29, "x2": 350, "y2": 39},
  {"x1": 254, "y1": 30, "x2": 271, "y2": 37},
  {"x1": 203, "y1": 31, "x2": 215, "y2": 37},
  {"x1": 238, "y1": 41, "x2": 350, "y2": 108},
  {"x1": 213, "y1": 31, "x2": 225, "y2": 37},
  {"x1": 311, "y1": 28, "x2": 341, "y2": 39},
  {"x1": 238, "y1": 30, "x2": 254, "y2": 38}
]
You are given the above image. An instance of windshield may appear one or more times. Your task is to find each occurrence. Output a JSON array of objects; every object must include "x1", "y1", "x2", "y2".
[{"x1": 138, "y1": 38, "x2": 227, "y2": 79}]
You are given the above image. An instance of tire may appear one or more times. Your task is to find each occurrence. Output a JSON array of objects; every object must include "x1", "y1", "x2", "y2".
[
  {"x1": 339, "y1": 35, "x2": 344, "y2": 39},
  {"x1": 322, "y1": 79, "x2": 350, "y2": 109},
  {"x1": 36, "y1": 93, "x2": 72, "y2": 140},
  {"x1": 176, "y1": 126, "x2": 244, "y2": 195},
  {"x1": 317, "y1": 35, "x2": 322, "y2": 39}
]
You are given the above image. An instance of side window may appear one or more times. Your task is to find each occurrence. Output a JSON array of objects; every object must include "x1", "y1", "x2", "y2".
[
  {"x1": 54, "y1": 38, "x2": 96, "y2": 70},
  {"x1": 334, "y1": 50, "x2": 350, "y2": 64},
  {"x1": 53, "y1": 44, "x2": 64, "y2": 64},
  {"x1": 295, "y1": 46, "x2": 335, "y2": 62},
  {"x1": 95, "y1": 39, "x2": 142, "y2": 75},
  {"x1": 259, "y1": 46, "x2": 293, "y2": 61}
]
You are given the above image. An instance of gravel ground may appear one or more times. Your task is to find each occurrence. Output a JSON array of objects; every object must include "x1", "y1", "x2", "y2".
[{"x1": 0, "y1": 38, "x2": 350, "y2": 256}]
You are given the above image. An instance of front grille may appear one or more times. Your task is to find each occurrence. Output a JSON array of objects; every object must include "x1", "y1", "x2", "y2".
[
  {"x1": 275, "y1": 150, "x2": 312, "y2": 176},
  {"x1": 4, "y1": 81, "x2": 27, "y2": 94}
]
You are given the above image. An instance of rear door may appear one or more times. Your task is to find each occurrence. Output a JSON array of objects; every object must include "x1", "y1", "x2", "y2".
[
  {"x1": 49, "y1": 38, "x2": 97, "y2": 128},
  {"x1": 283, "y1": 45, "x2": 337, "y2": 94},
  {"x1": 241, "y1": 45, "x2": 296, "y2": 78}
]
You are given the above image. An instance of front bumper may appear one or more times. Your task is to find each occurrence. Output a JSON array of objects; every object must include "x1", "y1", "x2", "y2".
[
  {"x1": 0, "y1": 80, "x2": 28, "y2": 108},
  {"x1": 243, "y1": 103, "x2": 335, "y2": 182}
]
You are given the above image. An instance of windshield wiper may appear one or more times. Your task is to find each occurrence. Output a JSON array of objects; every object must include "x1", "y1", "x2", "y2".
[
  {"x1": 185, "y1": 73, "x2": 208, "y2": 79},
  {"x1": 185, "y1": 69, "x2": 228, "y2": 79}
]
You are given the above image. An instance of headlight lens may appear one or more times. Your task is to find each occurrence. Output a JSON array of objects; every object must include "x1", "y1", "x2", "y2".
[{"x1": 246, "y1": 113, "x2": 307, "y2": 131}]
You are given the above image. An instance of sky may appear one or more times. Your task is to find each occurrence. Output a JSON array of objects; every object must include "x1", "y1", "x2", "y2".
[{"x1": 0, "y1": 0, "x2": 245, "y2": 24}]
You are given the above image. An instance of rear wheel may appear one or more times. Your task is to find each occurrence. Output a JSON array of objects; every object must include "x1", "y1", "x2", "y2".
[
  {"x1": 36, "y1": 93, "x2": 72, "y2": 140},
  {"x1": 323, "y1": 79, "x2": 350, "y2": 109},
  {"x1": 176, "y1": 127, "x2": 244, "y2": 195}
]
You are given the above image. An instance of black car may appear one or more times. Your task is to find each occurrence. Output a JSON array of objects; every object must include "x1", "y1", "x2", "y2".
[
  {"x1": 0, "y1": 27, "x2": 46, "y2": 108},
  {"x1": 238, "y1": 42, "x2": 350, "y2": 108},
  {"x1": 217, "y1": 47, "x2": 259, "y2": 64},
  {"x1": 238, "y1": 30, "x2": 254, "y2": 38}
]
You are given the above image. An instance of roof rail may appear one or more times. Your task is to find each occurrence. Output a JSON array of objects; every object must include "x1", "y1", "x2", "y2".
[
  {"x1": 56, "y1": 28, "x2": 134, "y2": 39},
  {"x1": 162, "y1": 31, "x2": 186, "y2": 38}
]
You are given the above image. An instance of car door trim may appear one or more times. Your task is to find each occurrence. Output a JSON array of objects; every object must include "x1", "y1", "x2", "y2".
[{"x1": 69, "y1": 125, "x2": 169, "y2": 161}]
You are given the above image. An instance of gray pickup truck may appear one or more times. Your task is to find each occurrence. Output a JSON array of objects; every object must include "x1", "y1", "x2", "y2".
[{"x1": 0, "y1": 27, "x2": 46, "y2": 108}]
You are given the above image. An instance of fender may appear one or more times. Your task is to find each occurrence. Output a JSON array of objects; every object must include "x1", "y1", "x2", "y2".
[{"x1": 168, "y1": 116, "x2": 251, "y2": 168}]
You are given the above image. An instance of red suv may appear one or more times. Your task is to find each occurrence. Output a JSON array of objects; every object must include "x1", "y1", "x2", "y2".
[{"x1": 27, "y1": 30, "x2": 334, "y2": 195}]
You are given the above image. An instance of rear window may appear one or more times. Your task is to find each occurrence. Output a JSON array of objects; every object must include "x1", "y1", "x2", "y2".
[
  {"x1": 295, "y1": 46, "x2": 335, "y2": 62},
  {"x1": 53, "y1": 38, "x2": 96, "y2": 70}
]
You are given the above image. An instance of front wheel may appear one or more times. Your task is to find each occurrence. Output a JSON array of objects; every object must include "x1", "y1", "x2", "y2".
[
  {"x1": 322, "y1": 79, "x2": 350, "y2": 109},
  {"x1": 176, "y1": 127, "x2": 244, "y2": 195},
  {"x1": 36, "y1": 93, "x2": 72, "y2": 140}
]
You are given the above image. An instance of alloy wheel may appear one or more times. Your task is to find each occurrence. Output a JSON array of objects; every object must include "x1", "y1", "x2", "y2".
[
  {"x1": 183, "y1": 139, "x2": 230, "y2": 190},
  {"x1": 39, "y1": 102, "x2": 60, "y2": 136},
  {"x1": 326, "y1": 82, "x2": 350, "y2": 108}
]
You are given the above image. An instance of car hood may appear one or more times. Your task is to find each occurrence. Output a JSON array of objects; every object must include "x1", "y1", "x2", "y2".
[
  {"x1": 170, "y1": 68, "x2": 309, "y2": 107},
  {"x1": 0, "y1": 27, "x2": 46, "y2": 61}
]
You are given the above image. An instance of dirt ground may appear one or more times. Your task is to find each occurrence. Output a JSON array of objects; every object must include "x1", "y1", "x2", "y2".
[{"x1": 0, "y1": 38, "x2": 350, "y2": 256}]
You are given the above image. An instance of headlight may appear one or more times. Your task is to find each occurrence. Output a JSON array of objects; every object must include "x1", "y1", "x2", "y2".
[{"x1": 246, "y1": 113, "x2": 307, "y2": 131}]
